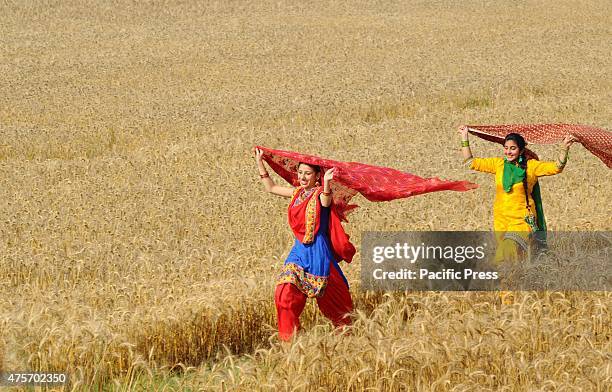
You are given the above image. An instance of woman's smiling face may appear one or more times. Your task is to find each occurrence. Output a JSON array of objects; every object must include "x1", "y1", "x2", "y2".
[
  {"x1": 297, "y1": 163, "x2": 319, "y2": 188},
  {"x1": 504, "y1": 140, "x2": 521, "y2": 162}
]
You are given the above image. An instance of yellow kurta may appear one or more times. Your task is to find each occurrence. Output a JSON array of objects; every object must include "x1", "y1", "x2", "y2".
[{"x1": 469, "y1": 157, "x2": 563, "y2": 262}]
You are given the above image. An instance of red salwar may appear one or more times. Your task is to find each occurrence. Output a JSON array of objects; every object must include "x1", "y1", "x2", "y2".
[{"x1": 275, "y1": 262, "x2": 353, "y2": 341}]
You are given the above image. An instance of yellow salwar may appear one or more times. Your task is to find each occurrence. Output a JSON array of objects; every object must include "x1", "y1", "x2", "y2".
[{"x1": 469, "y1": 157, "x2": 563, "y2": 263}]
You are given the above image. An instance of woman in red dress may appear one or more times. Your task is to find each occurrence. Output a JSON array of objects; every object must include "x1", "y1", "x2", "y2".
[{"x1": 255, "y1": 148, "x2": 354, "y2": 341}]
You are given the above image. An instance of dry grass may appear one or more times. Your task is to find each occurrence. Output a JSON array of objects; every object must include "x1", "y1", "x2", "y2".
[
  {"x1": 0, "y1": 0, "x2": 610, "y2": 390},
  {"x1": 184, "y1": 292, "x2": 610, "y2": 391}
]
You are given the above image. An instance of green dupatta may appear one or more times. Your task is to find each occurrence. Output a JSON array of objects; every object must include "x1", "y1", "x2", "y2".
[{"x1": 502, "y1": 158, "x2": 547, "y2": 249}]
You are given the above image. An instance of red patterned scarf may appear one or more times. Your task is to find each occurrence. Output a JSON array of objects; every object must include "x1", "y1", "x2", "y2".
[
  {"x1": 287, "y1": 186, "x2": 356, "y2": 263},
  {"x1": 288, "y1": 187, "x2": 321, "y2": 245},
  {"x1": 465, "y1": 124, "x2": 611, "y2": 168},
  {"x1": 256, "y1": 145, "x2": 478, "y2": 220}
]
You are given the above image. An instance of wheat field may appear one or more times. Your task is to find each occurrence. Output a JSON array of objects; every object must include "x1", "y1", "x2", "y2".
[{"x1": 1, "y1": 0, "x2": 610, "y2": 390}]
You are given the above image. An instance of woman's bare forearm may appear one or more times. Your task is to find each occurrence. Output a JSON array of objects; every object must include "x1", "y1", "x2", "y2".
[
  {"x1": 458, "y1": 126, "x2": 473, "y2": 162},
  {"x1": 256, "y1": 159, "x2": 275, "y2": 192}
]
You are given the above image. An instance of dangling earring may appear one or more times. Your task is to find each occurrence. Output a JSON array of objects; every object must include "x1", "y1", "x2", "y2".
[
  {"x1": 315, "y1": 177, "x2": 320, "y2": 186},
  {"x1": 518, "y1": 155, "x2": 524, "y2": 164}
]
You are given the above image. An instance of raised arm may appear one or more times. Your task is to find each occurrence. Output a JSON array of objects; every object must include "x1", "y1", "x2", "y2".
[
  {"x1": 556, "y1": 134, "x2": 577, "y2": 170},
  {"x1": 254, "y1": 148, "x2": 294, "y2": 198},
  {"x1": 458, "y1": 125, "x2": 474, "y2": 162},
  {"x1": 458, "y1": 126, "x2": 499, "y2": 174},
  {"x1": 320, "y1": 167, "x2": 335, "y2": 207},
  {"x1": 532, "y1": 134, "x2": 578, "y2": 176}
]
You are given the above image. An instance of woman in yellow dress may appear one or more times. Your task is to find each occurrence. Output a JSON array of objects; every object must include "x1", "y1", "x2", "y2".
[{"x1": 458, "y1": 125, "x2": 577, "y2": 263}]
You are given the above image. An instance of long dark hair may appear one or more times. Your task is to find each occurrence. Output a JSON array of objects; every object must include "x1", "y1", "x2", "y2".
[{"x1": 504, "y1": 133, "x2": 530, "y2": 210}]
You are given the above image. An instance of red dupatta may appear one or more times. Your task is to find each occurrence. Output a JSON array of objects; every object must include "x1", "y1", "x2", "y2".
[
  {"x1": 288, "y1": 186, "x2": 356, "y2": 263},
  {"x1": 256, "y1": 145, "x2": 478, "y2": 221},
  {"x1": 465, "y1": 124, "x2": 612, "y2": 168}
]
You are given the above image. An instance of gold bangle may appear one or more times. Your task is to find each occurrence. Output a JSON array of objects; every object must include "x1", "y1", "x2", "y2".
[{"x1": 322, "y1": 190, "x2": 332, "y2": 196}]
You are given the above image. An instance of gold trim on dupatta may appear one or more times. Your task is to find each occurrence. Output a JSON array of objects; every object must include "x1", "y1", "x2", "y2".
[{"x1": 302, "y1": 188, "x2": 321, "y2": 244}]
